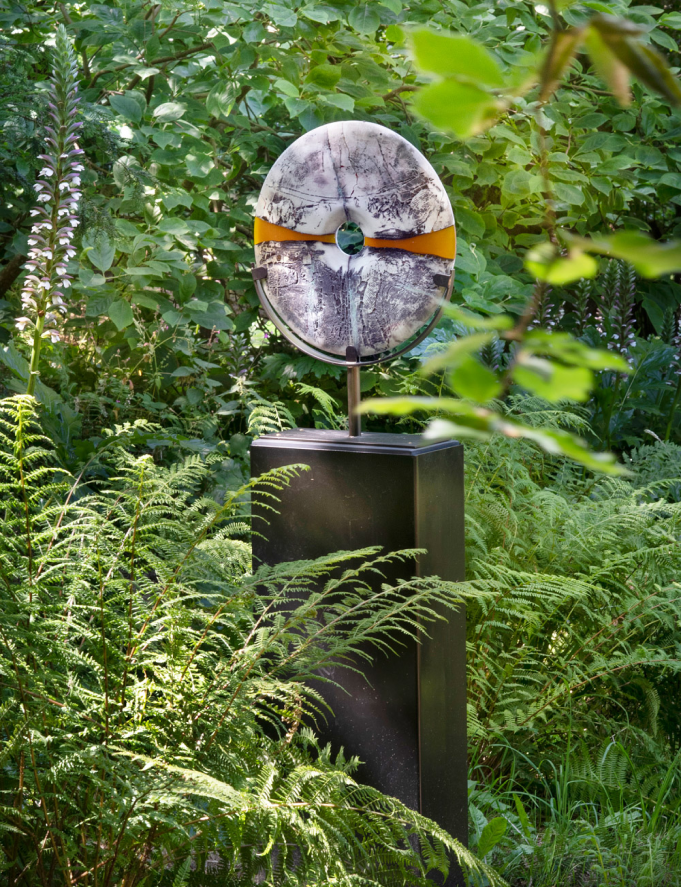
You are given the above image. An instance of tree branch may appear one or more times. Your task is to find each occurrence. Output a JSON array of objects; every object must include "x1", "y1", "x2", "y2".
[{"x1": 0, "y1": 253, "x2": 26, "y2": 298}]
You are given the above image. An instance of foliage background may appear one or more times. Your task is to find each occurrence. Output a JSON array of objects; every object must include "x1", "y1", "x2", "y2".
[
  {"x1": 4, "y1": 1, "x2": 681, "y2": 885},
  {"x1": 3, "y1": 0, "x2": 681, "y2": 464}
]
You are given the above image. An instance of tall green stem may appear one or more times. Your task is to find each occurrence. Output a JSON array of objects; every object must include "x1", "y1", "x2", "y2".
[
  {"x1": 26, "y1": 315, "x2": 45, "y2": 397},
  {"x1": 664, "y1": 373, "x2": 681, "y2": 442},
  {"x1": 604, "y1": 373, "x2": 621, "y2": 451}
]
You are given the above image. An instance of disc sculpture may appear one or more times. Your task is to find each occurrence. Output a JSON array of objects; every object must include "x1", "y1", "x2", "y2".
[
  {"x1": 251, "y1": 120, "x2": 456, "y2": 433},
  {"x1": 250, "y1": 122, "x2": 466, "y2": 884}
]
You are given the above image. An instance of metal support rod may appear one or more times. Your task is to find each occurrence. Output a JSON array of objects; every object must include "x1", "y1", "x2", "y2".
[{"x1": 347, "y1": 365, "x2": 361, "y2": 437}]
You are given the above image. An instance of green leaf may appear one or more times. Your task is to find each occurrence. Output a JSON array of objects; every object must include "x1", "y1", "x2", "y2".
[
  {"x1": 585, "y1": 24, "x2": 631, "y2": 105},
  {"x1": 186, "y1": 153, "x2": 215, "y2": 179},
  {"x1": 456, "y1": 207, "x2": 485, "y2": 238},
  {"x1": 524, "y1": 330, "x2": 629, "y2": 371},
  {"x1": 87, "y1": 237, "x2": 115, "y2": 273},
  {"x1": 179, "y1": 274, "x2": 197, "y2": 300},
  {"x1": 515, "y1": 357, "x2": 593, "y2": 402},
  {"x1": 525, "y1": 243, "x2": 598, "y2": 285},
  {"x1": 243, "y1": 21, "x2": 267, "y2": 42},
  {"x1": 443, "y1": 305, "x2": 514, "y2": 331},
  {"x1": 158, "y1": 218, "x2": 190, "y2": 235},
  {"x1": 283, "y1": 97, "x2": 312, "y2": 118},
  {"x1": 163, "y1": 191, "x2": 193, "y2": 210},
  {"x1": 361, "y1": 398, "x2": 625, "y2": 474},
  {"x1": 108, "y1": 299, "x2": 134, "y2": 330},
  {"x1": 450, "y1": 356, "x2": 501, "y2": 402},
  {"x1": 553, "y1": 182, "x2": 585, "y2": 205},
  {"x1": 188, "y1": 301, "x2": 234, "y2": 330},
  {"x1": 478, "y1": 817, "x2": 508, "y2": 859},
  {"x1": 513, "y1": 795, "x2": 533, "y2": 842},
  {"x1": 650, "y1": 30, "x2": 678, "y2": 54},
  {"x1": 132, "y1": 293, "x2": 159, "y2": 310},
  {"x1": 109, "y1": 94, "x2": 142, "y2": 122},
  {"x1": 410, "y1": 30, "x2": 505, "y2": 86},
  {"x1": 386, "y1": 23, "x2": 404, "y2": 43},
  {"x1": 659, "y1": 173, "x2": 681, "y2": 190},
  {"x1": 145, "y1": 34, "x2": 160, "y2": 61},
  {"x1": 661, "y1": 12, "x2": 681, "y2": 29},
  {"x1": 300, "y1": 5, "x2": 338, "y2": 23},
  {"x1": 569, "y1": 230, "x2": 681, "y2": 277},
  {"x1": 324, "y1": 94, "x2": 355, "y2": 112},
  {"x1": 422, "y1": 332, "x2": 495, "y2": 375},
  {"x1": 413, "y1": 80, "x2": 500, "y2": 139},
  {"x1": 590, "y1": 14, "x2": 681, "y2": 107},
  {"x1": 348, "y1": 4, "x2": 381, "y2": 34},
  {"x1": 379, "y1": 0, "x2": 402, "y2": 12},
  {"x1": 153, "y1": 102, "x2": 187, "y2": 122},
  {"x1": 539, "y1": 27, "x2": 585, "y2": 100},
  {"x1": 206, "y1": 84, "x2": 236, "y2": 119},
  {"x1": 274, "y1": 78, "x2": 299, "y2": 97},
  {"x1": 306, "y1": 64, "x2": 342, "y2": 88},
  {"x1": 162, "y1": 309, "x2": 184, "y2": 327},
  {"x1": 502, "y1": 169, "x2": 542, "y2": 197},
  {"x1": 264, "y1": 4, "x2": 297, "y2": 27}
]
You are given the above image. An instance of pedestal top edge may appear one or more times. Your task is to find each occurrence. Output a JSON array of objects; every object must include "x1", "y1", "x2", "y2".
[{"x1": 251, "y1": 428, "x2": 463, "y2": 454}]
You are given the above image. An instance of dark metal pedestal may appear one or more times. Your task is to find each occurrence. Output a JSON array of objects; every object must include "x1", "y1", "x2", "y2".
[{"x1": 251, "y1": 429, "x2": 467, "y2": 882}]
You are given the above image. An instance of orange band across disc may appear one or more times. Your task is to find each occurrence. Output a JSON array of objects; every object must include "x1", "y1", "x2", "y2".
[{"x1": 254, "y1": 217, "x2": 456, "y2": 260}]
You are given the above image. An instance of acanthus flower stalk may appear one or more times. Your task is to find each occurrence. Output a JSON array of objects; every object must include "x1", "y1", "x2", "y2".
[{"x1": 18, "y1": 25, "x2": 83, "y2": 396}]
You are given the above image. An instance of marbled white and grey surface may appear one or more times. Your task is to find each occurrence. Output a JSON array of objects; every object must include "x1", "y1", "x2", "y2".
[{"x1": 255, "y1": 121, "x2": 455, "y2": 358}]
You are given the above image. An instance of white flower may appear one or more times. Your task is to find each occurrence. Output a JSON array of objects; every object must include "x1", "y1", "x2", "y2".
[
  {"x1": 30, "y1": 209, "x2": 41, "y2": 217},
  {"x1": 59, "y1": 237, "x2": 71, "y2": 245},
  {"x1": 72, "y1": 163, "x2": 84, "y2": 171},
  {"x1": 28, "y1": 238, "x2": 38, "y2": 246},
  {"x1": 56, "y1": 266, "x2": 68, "y2": 276},
  {"x1": 65, "y1": 249, "x2": 76, "y2": 258},
  {"x1": 39, "y1": 279, "x2": 51, "y2": 290},
  {"x1": 39, "y1": 167, "x2": 54, "y2": 177},
  {"x1": 15, "y1": 317, "x2": 32, "y2": 331},
  {"x1": 61, "y1": 279, "x2": 71, "y2": 288},
  {"x1": 70, "y1": 176, "x2": 81, "y2": 186},
  {"x1": 37, "y1": 194, "x2": 51, "y2": 203},
  {"x1": 34, "y1": 183, "x2": 44, "y2": 191},
  {"x1": 58, "y1": 181, "x2": 71, "y2": 191}
]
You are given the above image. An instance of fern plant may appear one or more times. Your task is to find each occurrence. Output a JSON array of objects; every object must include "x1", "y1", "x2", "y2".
[
  {"x1": 0, "y1": 395, "x2": 499, "y2": 887},
  {"x1": 246, "y1": 392, "x2": 296, "y2": 437},
  {"x1": 459, "y1": 404, "x2": 681, "y2": 884},
  {"x1": 464, "y1": 418, "x2": 681, "y2": 761}
]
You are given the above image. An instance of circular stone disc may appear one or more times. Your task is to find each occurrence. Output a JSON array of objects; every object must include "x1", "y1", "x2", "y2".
[{"x1": 254, "y1": 121, "x2": 455, "y2": 359}]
